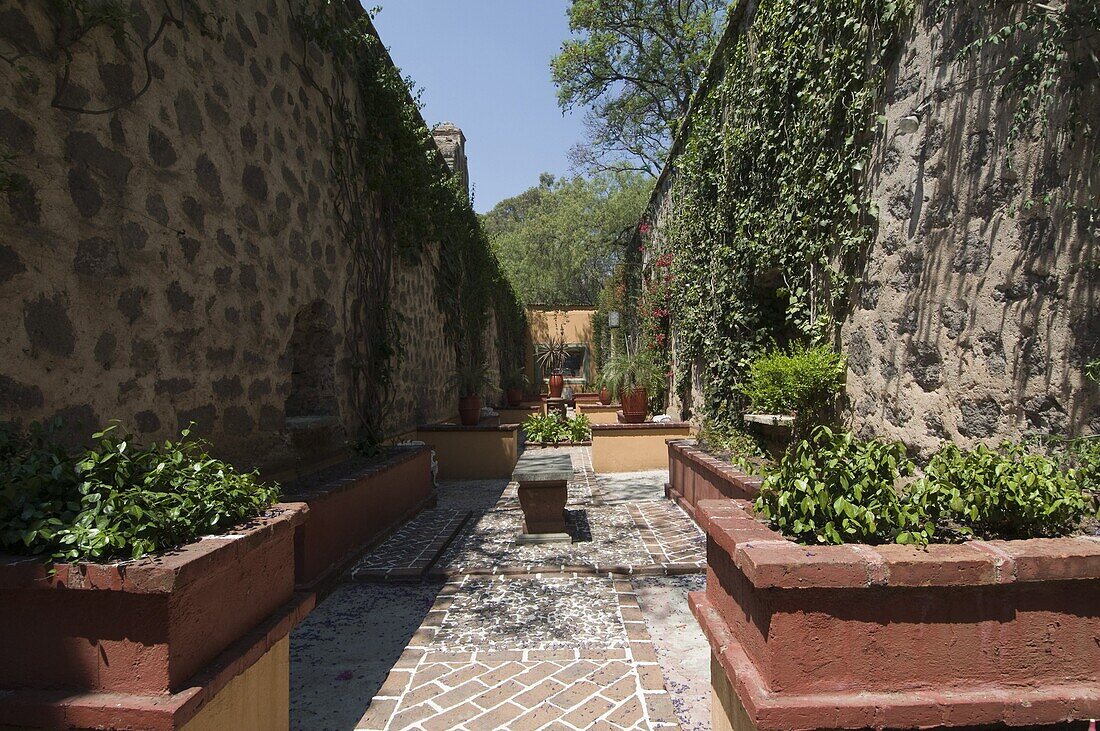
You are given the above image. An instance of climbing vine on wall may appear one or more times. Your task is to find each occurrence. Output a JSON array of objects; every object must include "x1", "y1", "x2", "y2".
[
  {"x1": 292, "y1": 1, "x2": 525, "y2": 441},
  {"x1": 655, "y1": 0, "x2": 911, "y2": 431}
]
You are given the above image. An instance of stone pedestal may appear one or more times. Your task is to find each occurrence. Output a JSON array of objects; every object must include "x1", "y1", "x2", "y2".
[{"x1": 513, "y1": 451, "x2": 574, "y2": 544}]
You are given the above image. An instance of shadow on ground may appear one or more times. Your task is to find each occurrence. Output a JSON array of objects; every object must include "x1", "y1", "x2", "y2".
[{"x1": 290, "y1": 581, "x2": 443, "y2": 731}]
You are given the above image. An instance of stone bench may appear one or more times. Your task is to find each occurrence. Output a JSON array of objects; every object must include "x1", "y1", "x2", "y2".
[{"x1": 512, "y1": 451, "x2": 574, "y2": 544}]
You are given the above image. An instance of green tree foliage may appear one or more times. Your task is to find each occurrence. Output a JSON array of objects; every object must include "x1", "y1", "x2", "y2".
[
  {"x1": 551, "y1": 0, "x2": 726, "y2": 175},
  {"x1": 482, "y1": 172, "x2": 650, "y2": 306}
]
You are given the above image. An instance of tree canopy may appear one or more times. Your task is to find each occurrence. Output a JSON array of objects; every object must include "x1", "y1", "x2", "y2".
[
  {"x1": 482, "y1": 172, "x2": 650, "y2": 307},
  {"x1": 551, "y1": 0, "x2": 726, "y2": 176}
]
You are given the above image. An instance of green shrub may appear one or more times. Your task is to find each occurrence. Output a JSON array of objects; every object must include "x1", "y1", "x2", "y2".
[
  {"x1": 0, "y1": 422, "x2": 281, "y2": 564},
  {"x1": 697, "y1": 419, "x2": 766, "y2": 474},
  {"x1": 913, "y1": 442, "x2": 1092, "y2": 540},
  {"x1": 522, "y1": 413, "x2": 592, "y2": 444},
  {"x1": 567, "y1": 414, "x2": 592, "y2": 443},
  {"x1": 740, "y1": 345, "x2": 846, "y2": 424},
  {"x1": 755, "y1": 426, "x2": 928, "y2": 545}
]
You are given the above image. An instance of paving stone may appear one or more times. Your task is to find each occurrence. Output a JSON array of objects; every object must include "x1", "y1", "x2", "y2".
[
  {"x1": 293, "y1": 447, "x2": 697, "y2": 730},
  {"x1": 351, "y1": 509, "x2": 470, "y2": 580}
]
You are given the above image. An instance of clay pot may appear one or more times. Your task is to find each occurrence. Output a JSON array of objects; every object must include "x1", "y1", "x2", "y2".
[
  {"x1": 458, "y1": 395, "x2": 481, "y2": 426},
  {"x1": 548, "y1": 373, "x2": 565, "y2": 398},
  {"x1": 506, "y1": 388, "x2": 524, "y2": 407},
  {"x1": 620, "y1": 387, "x2": 648, "y2": 423},
  {"x1": 599, "y1": 388, "x2": 612, "y2": 405}
]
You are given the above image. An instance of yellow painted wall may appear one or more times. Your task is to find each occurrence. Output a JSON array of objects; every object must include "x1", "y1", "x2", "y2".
[
  {"x1": 525, "y1": 307, "x2": 597, "y2": 389},
  {"x1": 591, "y1": 426, "x2": 692, "y2": 472},
  {"x1": 417, "y1": 429, "x2": 520, "y2": 479},
  {"x1": 181, "y1": 638, "x2": 290, "y2": 731}
]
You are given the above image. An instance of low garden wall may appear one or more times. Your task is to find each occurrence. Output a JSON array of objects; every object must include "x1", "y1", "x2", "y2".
[
  {"x1": 417, "y1": 424, "x2": 520, "y2": 479},
  {"x1": 666, "y1": 440, "x2": 762, "y2": 521},
  {"x1": 691, "y1": 499, "x2": 1100, "y2": 731},
  {"x1": 287, "y1": 446, "x2": 435, "y2": 589},
  {"x1": 576, "y1": 403, "x2": 621, "y2": 425},
  {"x1": 591, "y1": 422, "x2": 692, "y2": 472},
  {"x1": 0, "y1": 504, "x2": 311, "y2": 730}
]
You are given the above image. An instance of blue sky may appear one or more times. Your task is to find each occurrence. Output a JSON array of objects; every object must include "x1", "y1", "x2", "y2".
[{"x1": 370, "y1": 1, "x2": 586, "y2": 213}]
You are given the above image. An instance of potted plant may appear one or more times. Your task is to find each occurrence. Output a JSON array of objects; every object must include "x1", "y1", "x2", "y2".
[
  {"x1": 502, "y1": 367, "x2": 528, "y2": 407},
  {"x1": 535, "y1": 329, "x2": 570, "y2": 399},
  {"x1": 595, "y1": 372, "x2": 616, "y2": 405},
  {"x1": 601, "y1": 347, "x2": 663, "y2": 423},
  {"x1": 450, "y1": 359, "x2": 492, "y2": 426}
]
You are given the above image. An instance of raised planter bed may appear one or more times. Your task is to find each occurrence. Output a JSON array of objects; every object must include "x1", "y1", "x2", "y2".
[
  {"x1": 666, "y1": 440, "x2": 762, "y2": 521},
  {"x1": 575, "y1": 402, "x2": 621, "y2": 424},
  {"x1": 285, "y1": 445, "x2": 434, "y2": 589},
  {"x1": 743, "y1": 413, "x2": 795, "y2": 459},
  {"x1": 0, "y1": 504, "x2": 310, "y2": 730},
  {"x1": 525, "y1": 441, "x2": 592, "y2": 448},
  {"x1": 591, "y1": 421, "x2": 692, "y2": 473},
  {"x1": 691, "y1": 498, "x2": 1100, "y2": 731},
  {"x1": 417, "y1": 423, "x2": 520, "y2": 480}
]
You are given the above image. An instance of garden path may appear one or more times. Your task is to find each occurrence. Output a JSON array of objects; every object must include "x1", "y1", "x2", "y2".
[{"x1": 290, "y1": 447, "x2": 710, "y2": 731}]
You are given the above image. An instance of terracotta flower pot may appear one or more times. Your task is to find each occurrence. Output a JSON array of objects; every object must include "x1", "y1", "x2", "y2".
[
  {"x1": 620, "y1": 387, "x2": 648, "y2": 423},
  {"x1": 548, "y1": 373, "x2": 564, "y2": 398},
  {"x1": 458, "y1": 395, "x2": 481, "y2": 426},
  {"x1": 599, "y1": 388, "x2": 612, "y2": 405},
  {"x1": 505, "y1": 388, "x2": 524, "y2": 407}
]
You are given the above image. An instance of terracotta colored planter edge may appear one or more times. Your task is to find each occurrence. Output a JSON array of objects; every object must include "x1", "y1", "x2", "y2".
[
  {"x1": 697, "y1": 499, "x2": 1100, "y2": 589},
  {"x1": 0, "y1": 504, "x2": 308, "y2": 594},
  {"x1": 689, "y1": 590, "x2": 1100, "y2": 731},
  {"x1": 285, "y1": 444, "x2": 429, "y2": 500},
  {"x1": 592, "y1": 422, "x2": 692, "y2": 432},
  {"x1": 667, "y1": 439, "x2": 764, "y2": 499},
  {"x1": 0, "y1": 592, "x2": 315, "y2": 731},
  {"x1": 418, "y1": 423, "x2": 521, "y2": 432}
]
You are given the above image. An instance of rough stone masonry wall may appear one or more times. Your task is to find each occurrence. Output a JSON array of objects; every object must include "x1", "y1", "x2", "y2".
[
  {"x1": 0, "y1": 0, "x2": 460, "y2": 470},
  {"x1": 840, "y1": 0, "x2": 1100, "y2": 454}
]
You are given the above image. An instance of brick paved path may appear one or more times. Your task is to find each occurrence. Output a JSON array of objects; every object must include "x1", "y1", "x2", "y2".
[{"x1": 291, "y1": 447, "x2": 709, "y2": 731}]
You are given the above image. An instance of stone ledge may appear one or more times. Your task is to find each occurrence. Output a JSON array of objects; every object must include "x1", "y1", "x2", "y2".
[{"x1": 698, "y1": 500, "x2": 1100, "y2": 589}]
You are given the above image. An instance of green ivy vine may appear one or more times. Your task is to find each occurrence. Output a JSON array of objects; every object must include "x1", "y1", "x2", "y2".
[
  {"x1": 654, "y1": 0, "x2": 911, "y2": 431},
  {"x1": 291, "y1": 2, "x2": 525, "y2": 442}
]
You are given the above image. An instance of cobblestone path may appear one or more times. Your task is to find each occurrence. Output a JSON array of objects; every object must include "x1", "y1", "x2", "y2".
[{"x1": 291, "y1": 447, "x2": 710, "y2": 731}]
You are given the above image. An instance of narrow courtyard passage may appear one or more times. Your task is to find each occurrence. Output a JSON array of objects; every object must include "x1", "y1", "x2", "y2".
[{"x1": 290, "y1": 447, "x2": 710, "y2": 731}]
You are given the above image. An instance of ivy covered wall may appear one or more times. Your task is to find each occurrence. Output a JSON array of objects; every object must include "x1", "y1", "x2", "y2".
[
  {"x1": 641, "y1": 0, "x2": 1098, "y2": 451},
  {"x1": 0, "y1": 0, "x2": 524, "y2": 471}
]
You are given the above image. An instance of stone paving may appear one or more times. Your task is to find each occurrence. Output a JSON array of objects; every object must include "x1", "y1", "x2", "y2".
[{"x1": 291, "y1": 447, "x2": 710, "y2": 731}]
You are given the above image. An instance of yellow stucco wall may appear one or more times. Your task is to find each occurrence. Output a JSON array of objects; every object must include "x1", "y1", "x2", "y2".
[
  {"x1": 591, "y1": 427, "x2": 692, "y2": 472},
  {"x1": 576, "y1": 403, "x2": 621, "y2": 424},
  {"x1": 181, "y1": 638, "x2": 290, "y2": 731},
  {"x1": 417, "y1": 428, "x2": 520, "y2": 479},
  {"x1": 525, "y1": 307, "x2": 597, "y2": 388}
]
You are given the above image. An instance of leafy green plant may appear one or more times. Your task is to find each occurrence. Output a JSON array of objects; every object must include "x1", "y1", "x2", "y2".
[
  {"x1": 741, "y1": 345, "x2": 847, "y2": 426},
  {"x1": 449, "y1": 359, "x2": 493, "y2": 397},
  {"x1": 502, "y1": 367, "x2": 529, "y2": 391},
  {"x1": 567, "y1": 414, "x2": 593, "y2": 442},
  {"x1": 600, "y1": 346, "x2": 665, "y2": 397},
  {"x1": 913, "y1": 442, "x2": 1093, "y2": 540},
  {"x1": 535, "y1": 329, "x2": 570, "y2": 374},
  {"x1": 522, "y1": 413, "x2": 592, "y2": 444},
  {"x1": 697, "y1": 418, "x2": 766, "y2": 474},
  {"x1": 1087, "y1": 358, "x2": 1100, "y2": 383},
  {"x1": 755, "y1": 426, "x2": 929, "y2": 545},
  {"x1": 0, "y1": 422, "x2": 280, "y2": 564}
]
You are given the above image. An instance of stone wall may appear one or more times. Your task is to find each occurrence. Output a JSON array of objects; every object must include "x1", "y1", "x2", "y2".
[
  {"x1": 840, "y1": 0, "x2": 1099, "y2": 453},
  {"x1": 648, "y1": 0, "x2": 1098, "y2": 451},
  {"x1": 0, "y1": 0, "x2": 482, "y2": 471}
]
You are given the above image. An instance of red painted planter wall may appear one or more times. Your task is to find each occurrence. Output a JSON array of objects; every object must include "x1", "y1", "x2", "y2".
[
  {"x1": 0, "y1": 505, "x2": 306, "y2": 695},
  {"x1": 666, "y1": 440, "x2": 762, "y2": 520},
  {"x1": 291, "y1": 446, "x2": 434, "y2": 588},
  {"x1": 692, "y1": 499, "x2": 1100, "y2": 730}
]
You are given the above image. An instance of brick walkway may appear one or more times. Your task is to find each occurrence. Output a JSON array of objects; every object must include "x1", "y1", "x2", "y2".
[{"x1": 291, "y1": 447, "x2": 709, "y2": 731}]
